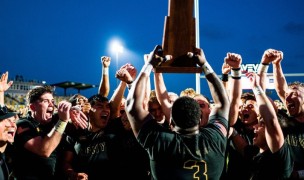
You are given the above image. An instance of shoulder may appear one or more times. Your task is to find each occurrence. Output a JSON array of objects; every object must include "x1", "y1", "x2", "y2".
[
  {"x1": 15, "y1": 117, "x2": 41, "y2": 138},
  {"x1": 17, "y1": 118, "x2": 36, "y2": 128},
  {"x1": 138, "y1": 120, "x2": 174, "y2": 145}
]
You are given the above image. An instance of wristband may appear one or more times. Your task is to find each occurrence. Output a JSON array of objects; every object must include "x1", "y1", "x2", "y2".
[
  {"x1": 231, "y1": 68, "x2": 241, "y2": 79},
  {"x1": 55, "y1": 120, "x2": 68, "y2": 134},
  {"x1": 257, "y1": 63, "x2": 269, "y2": 74},
  {"x1": 253, "y1": 86, "x2": 264, "y2": 96},
  {"x1": 221, "y1": 74, "x2": 229, "y2": 82},
  {"x1": 201, "y1": 62, "x2": 214, "y2": 75},
  {"x1": 127, "y1": 82, "x2": 133, "y2": 90},
  {"x1": 103, "y1": 67, "x2": 109, "y2": 75},
  {"x1": 141, "y1": 64, "x2": 153, "y2": 75}
]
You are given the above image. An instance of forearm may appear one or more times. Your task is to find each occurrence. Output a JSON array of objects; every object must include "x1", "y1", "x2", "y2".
[
  {"x1": 229, "y1": 76, "x2": 242, "y2": 126},
  {"x1": 99, "y1": 66, "x2": 110, "y2": 97},
  {"x1": 206, "y1": 73, "x2": 230, "y2": 116},
  {"x1": 127, "y1": 63, "x2": 152, "y2": 120},
  {"x1": 257, "y1": 63, "x2": 270, "y2": 91},
  {"x1": 26, "y1": 120, "x2": 67, "y2": 157},
  {"x1": 26, "y1": 131, "x2": 64, "y2": 157},
  {"x1": 254, "y1": 86, "x2": 284, "y2": 152},
  {"x1": 154, "y1": 72, "x2": 169, "y2": 104},
  {"x1": 273, "y1": 63, "x2": 288, "y2": 103},
  {"x1": 110, "y1": 81, "x2": 127, "y2": 119},
  {"x1": 126, "y1": 65, "x2": 152, "y2": 136},
  {"x1": 154, "y1": 73, "x2": 171, "y2": 118}
]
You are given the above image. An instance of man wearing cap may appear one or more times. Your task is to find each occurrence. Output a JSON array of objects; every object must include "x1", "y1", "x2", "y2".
[
  {"x1": 0, "y1": 71, "x2": 18, "y2": 180},
  {"x1": 0, "y1": 105, "x2": 18, "y2": 180}
]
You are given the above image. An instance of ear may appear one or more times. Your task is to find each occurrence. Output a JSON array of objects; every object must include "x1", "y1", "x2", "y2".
[{"x1": 29, "y1": 103, "x2": 36, "y2": 111}]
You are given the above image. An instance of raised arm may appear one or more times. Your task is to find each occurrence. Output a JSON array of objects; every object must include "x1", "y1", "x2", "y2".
[
  {"x1": 247, "y1": 72, "x2": 284, "y2": 153},
  {"x1": 110, "y1": 63, "x2": 137, "y2": 119},
  {"x1": 154, "y1": 72, "x2": 173, "y2": 123},
  {"x1": 0, "y1": 71, "x2": 13, "y2": 105},
  {"x1": 224, "y1": 53, "x2": 242, "y2": 126},
  {"x1": 98, "y1": 56, "x2": 111, "y2": 97},
  {"x1": 262, "y1": 49, "x2": 287, "y2": 105},
  {"x1": 221, "y1": 61, "x2": 231, "y2": 92},
  {"x1": 126, "y1": 45, "x2": 163, "y2": 137},
  {"x1": 193, "y1": 48, "x2": 230, "y2": 135},
  {"x1": 24, "y1": 101, "x2": 72, "y2": 157}
]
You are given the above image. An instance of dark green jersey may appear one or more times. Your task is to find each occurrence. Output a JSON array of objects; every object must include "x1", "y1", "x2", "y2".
[
  {"x1": 64, "y1": 130, "x2": 121, "y2": 180},
  {"x1": 250, "y1": 143, "x2": 293, "y2": 180},
  {"x1": 282, "y1": 117, "x2": 304, "y2": 171},
  {"x1": 137, "y1": 115, "x2": 228, "y2": 180},
  {"x1": 13, "y1": 116, "x2": 57, "y2": 180}
]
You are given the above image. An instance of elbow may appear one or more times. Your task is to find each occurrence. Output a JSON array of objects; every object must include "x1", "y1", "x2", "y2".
[
  {"x1": 126, "y1": 98, "x2": 137, "y2": 117},
  {"x1": 219, "y1": 97, "x2": 230, "y2": 111},
  {"x1": 39, "y1": 151, "x2": 52, "y2": 158},
  {"x1": 37, "y1": 146, "x2": 53, "y2": 158}
]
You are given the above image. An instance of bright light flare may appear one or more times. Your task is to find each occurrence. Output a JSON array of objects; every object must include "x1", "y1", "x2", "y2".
[{"x1": 110, "y1": 40, "x2": 124, "y2": 54}]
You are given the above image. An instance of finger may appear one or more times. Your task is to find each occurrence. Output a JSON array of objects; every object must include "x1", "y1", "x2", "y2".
[
  {"x1": 77, "y1": 118, "x2": 87, "y2": 129},
  {"x1": 3, "y1": 72, "x2": 8, "y2": 81},
  {"x1": 80, "y1": 111, "x2": 88, "y2": 121},
  {"x1": 8, "y1": 81, "x2": 13, "y2": 87}
]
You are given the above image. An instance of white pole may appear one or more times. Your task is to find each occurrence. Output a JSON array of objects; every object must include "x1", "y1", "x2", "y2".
[
  {"x1": 116, "y1": 52, "x2": 119, "y2": 86},
  {"x1": 194, "y1": 0, "x2": 200, "y2": 94}
]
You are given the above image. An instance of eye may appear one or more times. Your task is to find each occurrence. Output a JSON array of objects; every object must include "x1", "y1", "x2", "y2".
[
  {"x1": 199, "y1": 103, "x2": 205, "y2": 108},
  {"x1": 94, "y1": 105, "x2": 103, "y2": 109},
  {"x1": 248, "y1": 104, "x2": 254, "y2": 109}
]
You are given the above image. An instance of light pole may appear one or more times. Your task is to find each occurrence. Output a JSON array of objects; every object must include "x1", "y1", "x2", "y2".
[
  {"x1": 194, "y1": 0, "x2": 200, "y2": 94},
  {"x1": 111, "y1": 41, "x2": 124, "y2": 86}
]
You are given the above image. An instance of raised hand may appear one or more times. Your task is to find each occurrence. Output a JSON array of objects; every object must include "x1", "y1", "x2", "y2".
[
  {"x1": 261, "y1": 49, "x2": 283, "y2": 65},
  {"x1": 224, "y1": 52, "x2": 242, "y2": 69},
  {"x1": 101, "y1": 56, "x2": 111, "y2": 68},
  {"x1": 0, "y1": 71, "x2": 13, "y2": 93},
  {"x1": 115, "y1": 63, "x2": 137, "y2": 83},
  {"x1": 57, "y1": 101, "x2": 72, "y2": 122},
  {"x1": 190, "y1": 48, "x2": 207, "y2": 66},
  {"x1": 246, "y1": 72, "x2": 260, "y2": 89},
  {"x1": 146, "y1": 45, "x2": 165, "y2": 67},
  {"x1": 70, "y1": 108, "x2": 88, "y2": 129}
]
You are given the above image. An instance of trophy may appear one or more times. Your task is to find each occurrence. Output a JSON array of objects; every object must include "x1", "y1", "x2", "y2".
[{"x1": 155, "y1": 0, "x2": 202, "y2": 73}]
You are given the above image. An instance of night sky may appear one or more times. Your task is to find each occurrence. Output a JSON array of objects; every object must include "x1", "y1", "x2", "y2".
[{"x1": 1, "y1": 0, "x2": 304, "y2": 100}]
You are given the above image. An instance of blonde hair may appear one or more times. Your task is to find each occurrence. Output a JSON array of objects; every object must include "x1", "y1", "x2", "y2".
[{"x1": 180, "y1": 88, "x2": 196, "y2": 98}]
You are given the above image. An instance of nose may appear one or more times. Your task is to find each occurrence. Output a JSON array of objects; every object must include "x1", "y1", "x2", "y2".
[
  {"x1": 285, "y1": 94, "x2": 292, "y2": 101},
  {"x1": 7, "y1": 118, "x2": 17, "y2": 127},
  {"x1": 50, "y1": 101, "x2": 57, "y2": 108}
]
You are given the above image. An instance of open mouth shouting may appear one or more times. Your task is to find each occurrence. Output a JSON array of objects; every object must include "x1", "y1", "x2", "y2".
[
  {"x1": 6, "y1": 127, "x2": 16, "y2": 142},
  {"x1": 286, "y1": 102, "x2": 296, "y2": 114},
  {"x1": 100, "y1": 111, "x2": 110, "y2": 121}
]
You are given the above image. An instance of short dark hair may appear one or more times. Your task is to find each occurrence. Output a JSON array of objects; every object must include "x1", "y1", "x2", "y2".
[
  {"x1": 241, "y1": 92, "x2": 256, "y2": 102},
  {"x1": 88, "y1": 94, "x2": 108, "y2": 106},
  {"x1": 26, "y1": 85, "x2": 54, "y2": 104},
  {"x1": 288, "y1": 81, "x2": 304, "y2": 89},
  {"x1": 171, "y1": 96, "x2": 201, "y2": 129}
]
